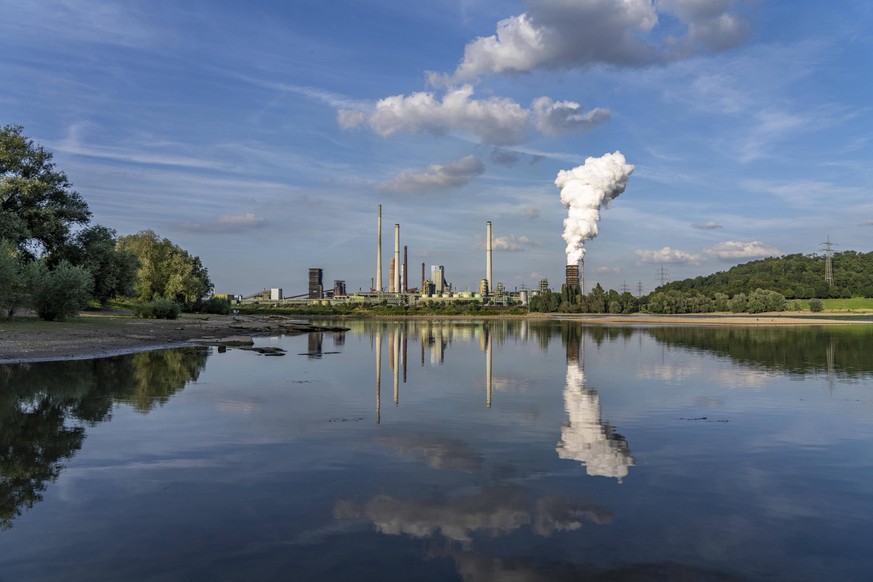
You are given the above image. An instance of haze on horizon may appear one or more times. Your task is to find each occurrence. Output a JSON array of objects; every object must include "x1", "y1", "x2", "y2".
[{"x1": 2, "y1": 0, "x2": 871, "y2": 296}]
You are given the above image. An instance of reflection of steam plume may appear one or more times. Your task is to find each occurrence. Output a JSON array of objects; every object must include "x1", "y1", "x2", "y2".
[
  {"x1": 557, "y1": 336, "x2": 634, "y2": 481},
  {"x1": 555, "y1": 151, "x2": 634, "y2": 265}
]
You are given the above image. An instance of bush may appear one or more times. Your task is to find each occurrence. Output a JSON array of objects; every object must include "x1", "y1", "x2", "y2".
[
  {"x1": 189, "y1": 297, "x2": 231, "y2": 315},
  {"x1": 135, "y1": 297, "x2": 181, "y2": 319},
  {"x1": 29, "y1": 261, "x2": 95, "y2": 321},
  {"x1": 808, "y1": 298, "x2": 824, "y2": 312}
]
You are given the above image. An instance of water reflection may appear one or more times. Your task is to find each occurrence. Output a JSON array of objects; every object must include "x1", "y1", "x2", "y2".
[
  {"x1": 646, "y1": 326, "x2": 873, "y2": 378},
  {"x1": 334, "y1": 486, "x2": 611, "y2": 544},
  {"x1": 0, "y1": 348, "x2": 208, "y2": 529},
  {"x1": 557, "y1": 327, "x2": 635, "y2": 481}
]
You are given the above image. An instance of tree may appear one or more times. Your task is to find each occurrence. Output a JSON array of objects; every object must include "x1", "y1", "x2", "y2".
[
  {"x1": 0, "y1": 125, "x2": 91, "y2": 261},
  {"x1": 117, "y1": 230, "x2": 212, "y2": 303},
  {"x1": 62, "y1": 225, "x2": 138, "y2": 305},
  {"x1": 28, "y1": 260, "x2": 94, "y2": 321},
  {"x1": 0, "y1": 240, "x2": 27, "y2": 319}
]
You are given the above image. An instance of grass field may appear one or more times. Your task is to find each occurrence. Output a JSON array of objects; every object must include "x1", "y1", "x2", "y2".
[{"x1": 792, "y1": 298, "x2": 873, "y2": 312}]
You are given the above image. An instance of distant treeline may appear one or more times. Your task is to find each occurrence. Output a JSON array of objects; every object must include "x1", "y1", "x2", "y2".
[{"x1": 657, "y1": 251, "x2": 873, "y2": 299}]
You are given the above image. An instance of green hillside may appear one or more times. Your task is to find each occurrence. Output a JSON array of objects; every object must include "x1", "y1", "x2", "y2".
[{"x1": 657, "y1": 251, "x2": 873, "y2": 299}]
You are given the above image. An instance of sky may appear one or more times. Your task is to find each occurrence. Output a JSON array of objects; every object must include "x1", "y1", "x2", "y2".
[{"x1": 2, "y1": 0, "x2": 872, "y2": 297}]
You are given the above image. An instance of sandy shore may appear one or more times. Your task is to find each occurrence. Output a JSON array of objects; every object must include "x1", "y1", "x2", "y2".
[{"x1": 1, "y1": 311, "x2": 870, "y2": 364}]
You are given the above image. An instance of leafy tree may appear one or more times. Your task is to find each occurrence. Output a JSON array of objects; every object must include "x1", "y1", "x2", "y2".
[
  {"x1": 28, "y1": 260, "x2": 94, "y2": 321},
  {"x1": 0, "y1": 125, "x2": 91, "y2": 260},
  {"x1": 0, "y1": 240, "x2": 27, "y2": 319},
  {"x1": 809, "y1": 298, "x2": 824, "y2": 312},
  {"x1": 62, "y1": 225, "x2": 138, "y2": 305},
  {"x1": 117, "y1": 230, "x2": 213, "y2": 303}
]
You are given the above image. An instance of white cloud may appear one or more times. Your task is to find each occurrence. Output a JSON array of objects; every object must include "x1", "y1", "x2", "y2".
[
  {"x1": 692, "y1": 221, "x2": 722, "y2": 230},
  {"x1": 532, "y1": 97, "x2": 610, "y2": 136},
  {"x1": 522, "y1": 207, "x2": 541, "y2": 219},
  {"x1": 338, "y1": 86, "x2": 607, "y2": 145},
  {"x1": 441, "y1": 0, "x2": 749, "y2": 83},
  {"x1": 377, "y1": 156, "x2": 485, "y2": 193},
  {"x1": 704, "y1": 241, "x2": 781, "y2": 260},
  {"x1": 179, "y1": 213, "x2": 266, "y2": 234},
  {"x1": 635, "y1": 247, "x2": 702, "y2": 264},
  {"x1": 490, "y1": 234, "x2": 539, "y2": 252},
  {"x1": 338, "y1": 85, "x2": 529, "y2": 146}
]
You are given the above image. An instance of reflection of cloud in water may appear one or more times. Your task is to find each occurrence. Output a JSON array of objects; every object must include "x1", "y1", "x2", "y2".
[
  {"x1": 376, "y1": 434, "x2": 484, "y2": 472},
  {"x1": 637, "y1": 362, "x2": 768, "y2": 388},
  {"x1": 214, "y1": 399, "x2": 259, "y2": 415},
  {"x1": 334, "y1": 486, "x2": 610, "y2": 543},
  {"x1": 557, "y1": 364, "x2": 634, "y2": 480}
]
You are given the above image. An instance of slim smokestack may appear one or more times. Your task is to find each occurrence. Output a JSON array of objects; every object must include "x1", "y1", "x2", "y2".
[
  {"x1": 394, "y1": 224, "x2": 400, "y2": 294},
  {"x1": 421, "y1": 262, "x2": 425, "y2": 290},
  {"x1": 486, "y1": 221, "x2": 492, "y2": 294},
  {"x1": 403, "y1": 245, "x2": 408, "y2": 293},
  {"x1": 376, "y1": 205, "x2": 383, "y2": 292}
]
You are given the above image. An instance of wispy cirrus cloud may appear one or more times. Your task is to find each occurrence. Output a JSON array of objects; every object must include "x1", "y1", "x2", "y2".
[
  {"x1": 692, "y1": 221, "x2": 722, "y2": 230},
  {"x1": 179, "y1": 213, "x2": 266, "y2": 234}
]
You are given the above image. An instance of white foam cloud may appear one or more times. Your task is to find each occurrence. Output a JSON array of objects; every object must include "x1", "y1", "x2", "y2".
[
  {"x1": 377, "y1": 156, "x2": 485, "y2": 193},
  {"x1": 443, "y1": 0, "x2": 749, "y2": 83},
  {"x1": 704, "y1": 241, "x2": 781, "y2": 260},
  {"x1": 533, "y1": 97, "x2": 610, "y2": 136},
  {"x1": 491, "y1": 235, "x2": 539, "y2": 252},
  {"x1": 338, "y1": 86, "x2": 607, "y2": 145},
  {"x1": 635, "y1": 246, "x2": 702, "y2": 264}
]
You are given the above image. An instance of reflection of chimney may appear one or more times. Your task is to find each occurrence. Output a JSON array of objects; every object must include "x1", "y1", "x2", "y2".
[
  {"x1": 376, "y1": 205, "x2": 383, "y2": 293},
  {"x1": 394, "y1": 224, "x2": 401, "y2": 294},
  {"x1": 486, "y1": 329, "x2": 492, "y2": 408},
  {"x1": 393, "y1": 328, "x2": 400, "y2": 405},
  {"x1": 375, "y1": 330, "x2": 382, "y2": 424},
  {"x1": 486, "y1": 221, "x2": 493, "y2": 294}
]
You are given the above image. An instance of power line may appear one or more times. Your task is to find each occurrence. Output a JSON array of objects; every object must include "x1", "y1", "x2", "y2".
[
  {"x1": 820, "y1": 235, "x2": 837, "y2": 287},
  {"x1": 655, "y1": 265, "x2": 670, "y2": 287}
]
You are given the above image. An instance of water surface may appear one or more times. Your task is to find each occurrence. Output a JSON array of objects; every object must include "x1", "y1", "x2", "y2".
[{"x1": 2, "y1": 321, "x2": 872, "y2": 581}]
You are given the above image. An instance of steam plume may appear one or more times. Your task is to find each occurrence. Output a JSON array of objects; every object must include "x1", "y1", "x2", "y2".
[{"x1": 555, "y1": 151, "x2": 634, "y2": 265}]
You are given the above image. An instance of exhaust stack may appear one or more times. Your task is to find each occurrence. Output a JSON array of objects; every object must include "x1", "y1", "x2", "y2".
[
  {"x1": 486, "y1": 221, "x2": 492, "y2": 295},
  {"x1": 376, "y1": 205, "x2": 382, "y2": 292}
]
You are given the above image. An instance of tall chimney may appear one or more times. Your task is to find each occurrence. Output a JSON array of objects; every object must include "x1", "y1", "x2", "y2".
[
  {"x1": 421, "y1": 262, "x2": 425, "y2": 290},
  {"x1": 486, "y1": 221, "x2": 492, "y2": 294},
  {"x1": 376, "y1": 205, "x2": 382, "y2": 292},
  {"x1": 403, "y1": 245, "x2": 408, "y2": 292},
  {"x1": 566, "y1": 264, "x2": 580, "y2": 291},
  {"x1": 394, "y1": 224, "x2": 400, "y2": 294},
  {"x1": 580, "y1": 258, "x2": 585, "y2": 294}
]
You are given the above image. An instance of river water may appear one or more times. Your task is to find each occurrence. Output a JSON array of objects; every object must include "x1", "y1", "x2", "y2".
[{"x1": 2, "y1": 321, "x2": 872, "y2": 581}]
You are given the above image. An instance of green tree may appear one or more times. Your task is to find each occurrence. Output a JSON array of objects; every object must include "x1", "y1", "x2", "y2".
[
  {"x1": 0, "y1": 240, "x2": 27, "y2": 319},
  {"x1": 28, "y1": 260, "x2": 94, "y2": 321},
  {"x1": 62, "y1": 225, "x2": 138, "y2": 305},
  {"x1": 0, "y1": 125, "x2": 91, "y2": 260},
  {"x1": 118, "y1": 230, "x2": 212, "y2": 303}
]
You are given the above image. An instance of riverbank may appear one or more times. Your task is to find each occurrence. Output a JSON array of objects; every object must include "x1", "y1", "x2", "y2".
[
  {"x1": 2, "y1": 311, "x2": 870, "y2": 364},
  {"x1": 0, "y1": 312, "x2": 346, "y2": 364}
]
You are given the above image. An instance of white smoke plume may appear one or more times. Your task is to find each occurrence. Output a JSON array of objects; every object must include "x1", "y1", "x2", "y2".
[{"x1": 555, "y1": 151, "x2": 634, "y2": 265}]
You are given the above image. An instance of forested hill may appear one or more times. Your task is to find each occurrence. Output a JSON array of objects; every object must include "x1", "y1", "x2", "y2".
[{"x1": 656, "y1": 251, "x2": 873, "y2": 299}]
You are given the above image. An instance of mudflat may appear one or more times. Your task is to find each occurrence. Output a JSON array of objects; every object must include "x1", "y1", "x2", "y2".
[{"x1": 0, "y1": 312, "x2": 340, "y2": 363}]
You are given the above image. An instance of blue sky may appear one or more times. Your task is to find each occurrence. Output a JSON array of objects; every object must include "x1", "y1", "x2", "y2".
[{"x1": 2, "y1": 0, "x2": 872, "y2": 296}]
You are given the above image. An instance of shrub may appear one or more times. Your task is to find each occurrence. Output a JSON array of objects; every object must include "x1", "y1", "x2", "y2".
[
  {"x1": 29, "y1": 261, "x2": 95, "y2": 321},
  {"x1": 809, "y1": 298, "x2": 824, "y2": 313},
  {"x1": 189, "y1": 297, "x2": 231, "y2": 315},
  {"x1": 135, "y1": 297, "x2": 181, "y2": 319}
]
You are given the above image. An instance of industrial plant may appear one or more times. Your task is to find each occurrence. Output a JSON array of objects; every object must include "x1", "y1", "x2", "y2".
[{"x1": 236, "y1": 203, "x2": 579, "y2": 308}]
